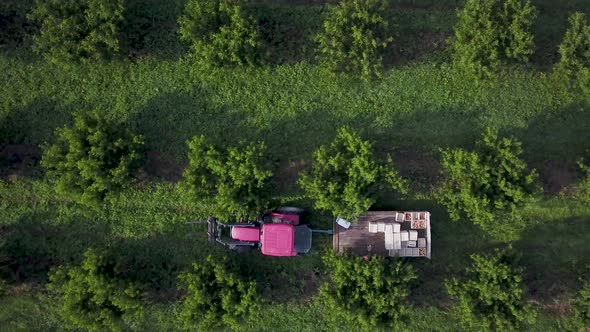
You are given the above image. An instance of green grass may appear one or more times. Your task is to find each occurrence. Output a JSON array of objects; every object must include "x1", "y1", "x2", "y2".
[
  {"x1": 1, "y1": 180, "x2": 588, "y2": 326},
  {"x1": 1, "y1": 0, "x2": 590, "y2": 330},
  {"x1": 1, "y1": 57, "x2": 588, "y2": 163},
  {"x1": 0, "y1": 292, "x2": 570, "y2": 332}
]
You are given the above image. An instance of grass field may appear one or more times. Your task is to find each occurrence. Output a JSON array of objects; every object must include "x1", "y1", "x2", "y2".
[{"x1": 1, "y1": 0, "x2": 590, "y2": 330}]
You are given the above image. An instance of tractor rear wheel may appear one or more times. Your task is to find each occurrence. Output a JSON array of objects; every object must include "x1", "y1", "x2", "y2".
[{"x1": 276, "y1": 206, "x2": 309, "y2": 224}]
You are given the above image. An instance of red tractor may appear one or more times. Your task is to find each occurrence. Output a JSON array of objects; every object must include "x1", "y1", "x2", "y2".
[{"x1": 206, "y1": 207, "x2": 329, "y2": 257}]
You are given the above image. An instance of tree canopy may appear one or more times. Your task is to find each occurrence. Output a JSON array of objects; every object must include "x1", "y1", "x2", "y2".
[
  {"x1": 574, "y1": 160, "x2": 590, "y2": 203},
  {"x1": 41, "y1": 109, "x2": 144, "y2": 208},
  {"x1": 556, "y1": 12, "x2": 590, "y2": 95},
  {"x1": 180, "y1": 135, "x2": 273, "y2": 220},
  {"x1": 28, "y1": 0, "x2": 124, "y2": 64},
  {"x1": 436, "y1": 128, "x2": 540, "y2": 237},
  {"x1": 298, "y1": 127, "x2": 407, "y2": 222},
  {"x1": 565, "y1": 282, "x2": 590, "y2": 331},
  {"x1": 446, "y1": 248, "x2": 537, "y2": 331},
  {"x1": 178, "y1": 0, "x2": 260, "y2": 66},
  {"x1": 316, "y1": 0, "x2": 393, "y2": 80},
  {"x1": 177, "y1": 255, "x2": 259, "y2": 331},
  {"x1": 451, "y1": 0, "x2": 536, "y2": 79},
  {"x1": 48, "y1": 248, "x2": 144, "y2": 332},
  {"x1": 320, "y1": 252, "x2": 416, "y2": 330}
]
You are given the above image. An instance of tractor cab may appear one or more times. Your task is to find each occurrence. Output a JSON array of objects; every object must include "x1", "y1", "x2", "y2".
[{"x1": 207, "y1": 207, "x2": 313, "y2": 256}]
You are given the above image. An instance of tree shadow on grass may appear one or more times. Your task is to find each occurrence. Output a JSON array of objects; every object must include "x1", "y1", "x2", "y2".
[
  {"x1": 369, "y1": 103, "x2": 484, "y2": 155},
  {"x1": 0, "y1": 0, "x2": 36, "y2": 57},
  {"x1": 530, "y1": 1, "x2": 590, "y2": 69},
  {"x1": 0, "y1": 207, "x2": 225, "y2": 301},
  {"x1": 516, "y1": 102, "x2": 590, "y2": 163},
  {"x1": 121, "y1": 0, "x2": 187, "y2": 61},
  {"x1": 511, "y1": 102, "x2": 590, "y2": 194},
  {"x1": 251, "y1": 3, "x2": 322, "y2": 65},
  {"x1": 514, "y1": 215, "x2": 590, "y2": 302},
  {"x1": 0, "y1": 212, "x2": 109, "y2": 283},
  {"x1": 252, "y1": 104, "x2": 348, "y2": 161},
  {"x1": 231, "y1": 248, "x2": 326, "y2": 304},
  {"x1": 105, "y1": 231, "x2": 224, "y2": 298},
  {"x1": 0, "y1": 97, "x2": 70, "y2": 146},
  {"x1": 255, "y1": 97, "x2": 484, "y2": 166},
  {"x1": 0, "y1": 97, "x2": 72, "y2": 179},
  {"x1": 132, "y1": 90, "x2": 250, "y2": 161}
]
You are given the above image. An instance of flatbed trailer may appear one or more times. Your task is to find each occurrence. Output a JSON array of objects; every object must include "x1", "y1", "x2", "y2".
[{"x1": 333, "y1": 211, "x2": 431, "y2": 258}]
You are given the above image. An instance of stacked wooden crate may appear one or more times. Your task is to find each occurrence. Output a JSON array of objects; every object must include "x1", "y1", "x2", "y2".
[
  {"x1": 369, "y1": 219, "x2": 401, "y2": 250},
  {"x1": 368, "y1": 211, "x2": 430, "y2": 258}
]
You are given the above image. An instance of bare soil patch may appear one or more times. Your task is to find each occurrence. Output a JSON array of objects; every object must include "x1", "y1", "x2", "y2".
[
  {"x1": 387, "y1": 30, "x2": 451, "y2": 67},
  {"x1": 274, "y1": 160, "x2": 308, "y2": 193},
  {"x1": 393, "y1": 148, "x2": 442, "y2": 191},
  {"x1": 298, "y1": 270, "x2": 322, "y2": 302},
  {"x1": 533, "y1": 160, "x2": 578, "y2": 195},
  {"x1": 0, "y1": 144, "x2": 42, "y2": 180},
  {"x1": 143, "y1": 151, "x2": 185, "y2": 182}
]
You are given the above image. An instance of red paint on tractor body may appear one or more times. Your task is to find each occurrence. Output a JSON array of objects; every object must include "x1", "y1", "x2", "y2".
[
  {"x1": 260, "y1": 223, "x2": 296, "y2": 256},
  {"x1": 231, "y1": 227, "x2": 261, "y2": 242}
]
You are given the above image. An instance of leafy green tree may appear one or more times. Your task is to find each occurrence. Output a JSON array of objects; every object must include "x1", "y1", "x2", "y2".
[
  {"x1": 41, "y1": 109, "x2": 144, "y2": 208},
  {"x1": 299, "y1": 128, "x2": 407, "y2": 222},
  {"x1": 556, "y1": 12, "x2": 590, "y2": 95},
  {"x1": 320, "y1": 252, "x2": 417, "y2": 330},
  {"x1": 574, "y1": 159, "x2": 590, "y2": 203},
  {"x1": 177, "y1": 255, "x2": 258, "y2": 331},
  {"x1": 178, "y1": 0, "x2": 260, "y2": 66},
  {"x1": 28, "y1": 0, "x2": 124, "y2": 65},
  {"x1": 436, "y1": 128, "x2": 540, "y2": 236},
  {"x1": 316, "y1": 0, "x2": 393, "y2": 80},
  {"x1": 451, "y1": 0, "x2": 536, "y2": 79},
  {"x1": 446, "y1": 248, "x2": 537, "y2": 332},
  {"x1": 180, "y1": 135, "x2": 273, "y2": 220},
  {"x1": 48, "y1": 248, "x2": 144, "y2": 332},
  {"x1": 565, "y1": 283, "x2": 590, "y2": 331}
]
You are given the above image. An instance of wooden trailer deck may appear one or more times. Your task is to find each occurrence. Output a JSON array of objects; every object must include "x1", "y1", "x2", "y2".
[{"x1": 333, "y1": 211, "x2": 431, "y2": 258}]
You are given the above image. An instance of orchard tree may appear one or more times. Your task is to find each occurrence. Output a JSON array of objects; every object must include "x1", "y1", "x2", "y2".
[
  {"x1": 555, "y1": 12, "x2": 590, "y2": 95},
  {"x1": 436, "y1": 128, "x2": 540, "y2": 237},
  {"x1": 316, "y1": 0, "x2": 393, "y2": 80},
  {"x1": 574, "y1": 160, "x2": 590, "y2": 203},
  {"x1": 451, "y1": 0, "x2": 537, "y2": 79},
  {"x1": 177, "y1": 255, "x2": 258, "y2": 331},
  {"x1": 298, "y1": 127, "x2": 407, "y2": 222},
  {"x1": 178, "y1": 0, "x2": 260, "y2": 66},
  {"x1": 41, "y1": 109, "x2": 144, "y2": 208},
  {"x1": 320, "y1": 252, "x2": 416, "y2": 330},
  {"x1": 563, "y1": 282, "x2": 590, "y2": 331},
  {"x1": 446, "y1": 248, "x2": 537, "y2": 331},
  {"x1": 28, "y1": 0, "x2": 124, "y2": 65},
  {"x1": 48, "y1": 248, "x2": 144, "y2": 332},
  {"x1": 180, "y1": 135, "x2": 273, "y2": 220}
]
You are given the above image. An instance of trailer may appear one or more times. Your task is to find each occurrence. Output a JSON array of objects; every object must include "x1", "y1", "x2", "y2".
[{"x1": 333, "y1": 211, "x2": 432, "y2": 258}]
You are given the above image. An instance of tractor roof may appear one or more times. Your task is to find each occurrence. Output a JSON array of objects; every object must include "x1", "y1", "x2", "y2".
[{"x1": 261, "y1": 223, "x2": 296, "y2": 257}]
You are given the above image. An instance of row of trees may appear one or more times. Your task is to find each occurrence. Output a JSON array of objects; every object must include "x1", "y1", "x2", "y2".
[
  {"x1": 26, "y1": 0, "x2": 395, "y2": 78},
  {"x1": 40, "y1": 110, "x2": 409, "y2": 223},
  {"x1": 436, "y1": 128, "x2": 541, "y2": 238},
  {"x1": 453, "y1": 0, "x2": 590, "y2": 90},
  {"x1": 47, "y1": 248, "x2": 258, "y2": 331},
  {"x1": 41, "y1": 109, "x2": 590, "y2": 235},
  {"x1": 26, "y1": 0, "x2": 590, "y2": 83},
  {"x1": 44, "y1": 245, "x2": 590, "y2": 331}
]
